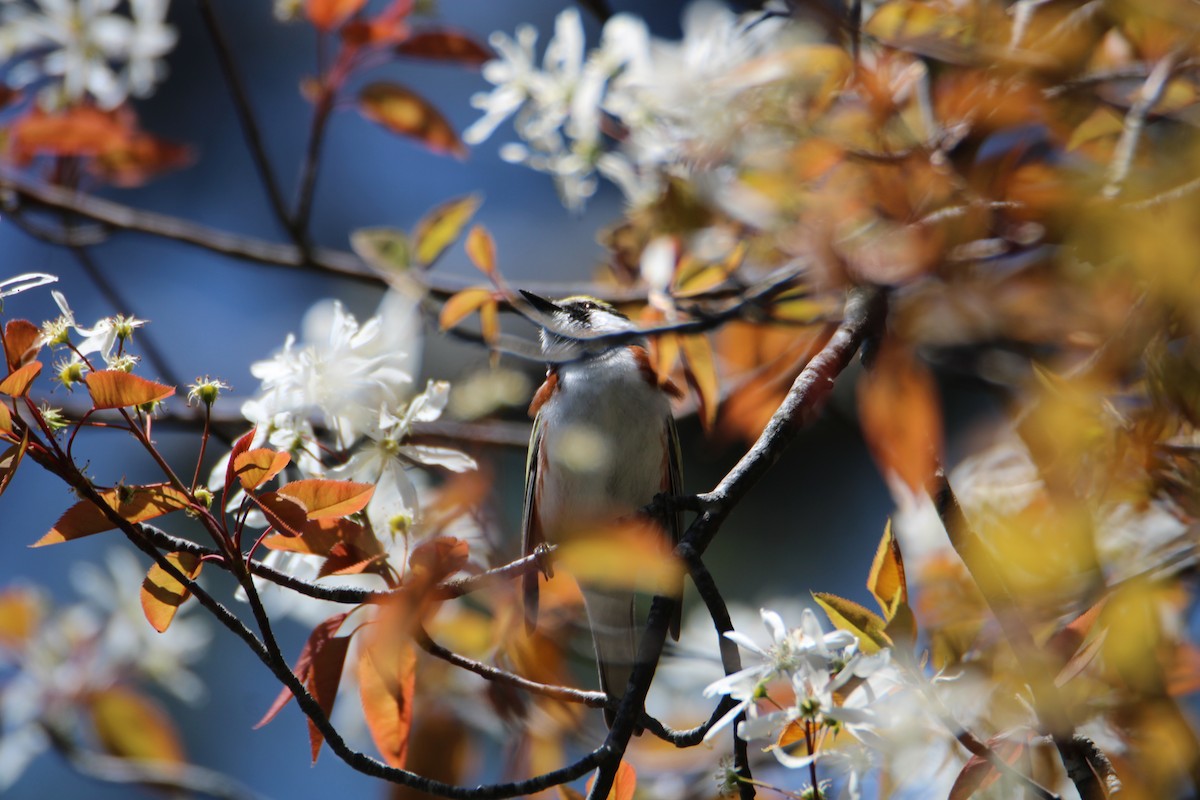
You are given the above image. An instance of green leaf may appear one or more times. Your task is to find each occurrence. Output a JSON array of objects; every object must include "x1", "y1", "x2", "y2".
[
  {"x1": 350, "y1": 227, "x2": 412, "y2": 274},
  {"x1": 412, "y1": 194, "x2": 483, "y2": 269}
]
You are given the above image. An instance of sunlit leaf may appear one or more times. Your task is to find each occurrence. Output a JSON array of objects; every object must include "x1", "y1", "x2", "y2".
[
  {"x1": 89, "y1": 686, "x2": 185, "y2": 764},
  {"x1": 868, "y1": 519, "x2": 908, "y2": 618},
  {"x1": 234, "y1": 448, "x2": 291, "y2": 491},
  {"x1": 350, "y1": 227, "x2": 411, "y2": 274},
  {"x1": 857, "y1": 338, "x2": 942, "y2": 495},
  {"x1": 680, "y1": 334, "x2": 720, "y2": 430},
  {"x1": 224, "y1": 427, "x2": 257, "y2": 499},
  {"x1": 585, "y1": 761, "x2": 637, "y2": 800},
  {"x1": 257, "y1": 612, "x2": 351, "y2": 730},
  {"x1": 305, "y1": 0, "x2": 366, "y2": 31},
  {"x1": 254, "y1": 491, "x2": 310, "y2": 538},
  {"x1": 35, "y1": 484, "x2": 191, "y2": 546},
  {"x1": 947, "y1": 734, "x2": 1028, "y2": 800},
  {"x1": 140, "y1": 551, "x2": 203, "y2": 633},
  {"x1": 0, "y1": 402, "x2": 10, "y2": 434},
  {"x1": 4, "y1": 319, "x2": 43, "y2": 368},
  {"x1": 0, "y1": 361, "x2": 41, "y2": 396},
  {"x1": 277, "y1": 478, "x2": 375, "y2": 520},
  {"x1": 812, "y1": 591, "x2": 891, "y2": 653},
  {"x1": 556, "y1": 519, "x2": 682, "y2": 595},
  {"x1": 1067, "y1": 107, "x2": 1126, "y2": 152},
  {"x1": 395, "y1": 28, "x2": 493, "y2": 66},
  {"x1": 409, "y1": 536, "x2": 470, "y2": 580},
  {"x1": 0, "y1": 587, "x2": 42, "y2": 647},
  {"x1": 439, "y1": 287, "x2": 494, "y2": 331},
  {"x1": 413, "y1": 194, "x2": 483, "y2": 268},
  {"x1": 358, "y1": 82, "x2": 466, "y2": 159},
  {"x1": 479, "y1": 298, "x2": 500, "y2": 347},
  {"x1": 85, "y1": 370, "x2": 175, "y2": 410},
  {"x1": 465, "y1": 224, "x2": 497, "y2": 277},
  {"x1": 0, "y1": 429, "x2": 27, "y2": 500},
  {"x1": 358, "y1": 636, "x2": 418, "y2": 768},
  {"x1": 307, "y1": 622, "x2": 353, "y2": 762}
]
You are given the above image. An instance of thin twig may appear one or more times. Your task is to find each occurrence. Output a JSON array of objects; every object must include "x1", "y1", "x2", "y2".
[{"x1": 1103, "y1": 50, "x2": 1179, "y2": 198}]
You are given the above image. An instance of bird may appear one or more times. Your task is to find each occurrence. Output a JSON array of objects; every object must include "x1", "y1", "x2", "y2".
[{"x1": 519, "y1": 290, "x2": 683, "y2": 727}]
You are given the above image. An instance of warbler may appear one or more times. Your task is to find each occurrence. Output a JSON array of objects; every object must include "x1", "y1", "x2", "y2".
[{"x1": 519, "y1": 290, "x2": 683, "y2": 727}]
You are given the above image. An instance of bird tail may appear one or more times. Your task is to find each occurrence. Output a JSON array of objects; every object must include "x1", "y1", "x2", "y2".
[{"x1": 581, "y1": 587, "x2": 639, "y2": 729}]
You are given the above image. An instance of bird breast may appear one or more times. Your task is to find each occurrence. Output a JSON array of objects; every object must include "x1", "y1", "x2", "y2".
[{"x1": 535, "y1": 351, "x2": 671, "y2": 539}]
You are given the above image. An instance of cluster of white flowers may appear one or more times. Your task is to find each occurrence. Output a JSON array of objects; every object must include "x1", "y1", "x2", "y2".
[
  {"x1": 41, "y1": 290, "x2": 147, "y2": 383},
  {"x1": 465, "y1": 1, "x2": 796, "y2": 210},
  {"x1": 229, "y1": 291, "x2": 478, "y2": 625},
  {"x1": 702, "y1": 608, "x2": 903, "y2": 798},
  {"x1": 0, "y1": 0, "x2": 176, "y2": 109},
  {"x1": 0, "y1": 550, "x2": 210, "y2": 790}
]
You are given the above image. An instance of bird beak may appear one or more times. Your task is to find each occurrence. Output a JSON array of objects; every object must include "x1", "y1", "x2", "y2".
[{"x1": 519, "y1": 290, "x2": 561, "y2": 316}]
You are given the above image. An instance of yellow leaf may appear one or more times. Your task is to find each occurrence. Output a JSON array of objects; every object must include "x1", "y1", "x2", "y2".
[
  {"x1": 277, "y1": 478, "x2": 375, "y2": 520},
  {"x1": 85, "y1": 370, "x2": 175, "y2": 409},
  {"x1": 412, "y1": 194, "x2": 483, "y2": 268},
  {"x1": 0, "y1": 587, "x2": 42, "y2": 646},
  {"x1": 350, "y1": 227, "x2": 412, "y2": 274},
  {"x1": 0, "y1": 401, "x2": 11, "y2": 433},
  {"x1": 812, "y1": 591, "x2": 891, "y2": 653},
  {"x1": 867, "y1": 519, "x2": 908, "y2": 618},
  {"x1": 1066, "y1": 107, "x2": 1125, "y2": 152},
  {"x1": 556, "y1": 519, "x2": 683, "y2": 595},
  {"x1": 234, "y1": 448, "x2": 291, "y2": 491},
  {"x1": 680, "y1": 333, "x2": 720, "y2": 430},
  {"x1": 857, "y1": 338, "x2": 942, "y2": 495},
  {"x1": 438, "y1": 287, "x2": 494, "y2": 331},
  {"x1": 140, "y1": 551, "x2": 203, "y2": 633},
  {"x1": 0, "y1": 361, "x2": 41, "y2": 397},
  {"x1": 465, "y1": 224, "x2": 497, "y2": 277},
  {"x1": 35, "y1": 484, "x2": 192, "y2": 546},
  {"x1": 358, "y1": 82, "x2": 466, "y2": 159},
  {"x1": 90, "y1": 686, "x2": 185, "y2": 764},
  {"x1": 358, "y1": 636, "x2": 418, "y2": 768}
]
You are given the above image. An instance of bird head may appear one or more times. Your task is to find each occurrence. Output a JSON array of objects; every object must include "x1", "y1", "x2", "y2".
[{"x1": 520, "y1": 290, "x2": 636, "y2": 358}]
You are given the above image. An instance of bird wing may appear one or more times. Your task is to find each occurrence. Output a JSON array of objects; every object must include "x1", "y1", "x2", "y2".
[
  {"x1": 521, "y1": 409, "x2": 546, "y2": 634},
  {"x1": 665, "y1": 412, "x2": 683, "y2": 640}
]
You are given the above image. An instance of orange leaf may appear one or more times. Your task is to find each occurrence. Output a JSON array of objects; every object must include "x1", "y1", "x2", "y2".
[
  {"x1": 256, "y1": 612, "x2": 350, "y2": 730},
  {"x1": 254, "y1": 491, "x2": 311, "y2": 538},
  {"x1": 90, "y1": 129, "x2": 193, "y2": 188},
  {"x1": 412, "y1": 194, "x2": 483, "y2": 268},
  {"x1": 680, "y1": 334, "x2": 720, "y2": 430},
  {"x1": 35, "y1": 484, "x2": 191, "y2": 546},
  {"x1": 224, "y1": 427, "x2": 257, "y2": 498},
  {"x1": 358, "y1": 81, "x2": 466, "y2": 159},
  {"x1": 305, "y1": 0, "x2": 366, "y2": 30},
  {"x1": 586, "y1": 761, "x2": 637, "y2": 800},
  {"x1": 947, "y1": 734, "x2": 1028, "y2": 800},
  {"x1": 9, "y1": 105, "x2": 129, "y2": 163},
  {"x1": 465, "y1": 224, "x2": 496, "y2": 277},
  {"x1": 439, "y1": 287, "x2": 494, "y2": 331},
  {"x1": 857, "y1": 338, "x2": 942, "y2": 495},
  {"x1": 307, "y1": 629, "x2": 353, "y2": 763},
  {"x1": 409, "y1": 536, "x2": 470, "y2": 579},
  {"x1": 0, "y1": 429, "x2": 28, "y2": 500},
  {"x1": 358, "y1": 636, "x2": 418, "y2": 768},
  {"x1": 4, "y1": 319, "x2": 42, "y2": 369},
  {"x1": 479, "y1": 299, "x2": 500, "y2": 346},
  {"x1": 85, "y1": 370, "x2": 175, "y2": 410},
  {"x1": 0, "y1": 402, "x2": 11, "y2": 434},
  {"x1": 89, "y1": 686, "x2": 185, "y2": 764},
  {"x1": 395, "y1": 29, "x2": 493, "y2": 66},
  {"x1": 140, "y1": 551, "x2": 203, "y2": 633},
  {"x1": 277, "y1": 478, "x2": 375, "y2": 519},
  {"x1": 234, "y1": 448, "x2": 291, "y2": 491},
  {"x1": 0, "y1": 361, "x2": 42, "y2": 397}
]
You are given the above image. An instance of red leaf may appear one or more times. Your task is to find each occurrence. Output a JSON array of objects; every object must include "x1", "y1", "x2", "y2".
[
  {"x1": 254, "y1": 491, "x2": 310, "y2": 538},
  {"x1": 307, "y1": 632, "x2": 353, "y2": 763},
  {"x1": 358, "y1": 81, "x2": 466, "y2": 158},
  {"x1": 4, "y1": 319, "x2": 42, "y2": 370},
  {"x1": 224, "y1": 427, "x2": 257, "y2": 499},
  {"x1": 256, "y1": 612, "x2": 351, "y2": 730},
  {"x1": 305, "y1": 0, "x2": 366, "y2": 31},
  {"x1": 85, "y1": 370, "x2": 175, "y2": 410},
  {"x1": 0, "y1": 361, "x2": 42, "y2": 397},
  {"x1": 409, "y1": 536, "x2": 469, "y2": 580},
  {"x1": 358, "y1": 636, "x2": 417, "y2": 768},
  {"x1": 234, "y1": 448, "x2": 291, "y2": 491},
  {"x1": 34, "y1": 484, "x2": 191, "y2": 546},
  {"x1": 947, "y1": 735, "x2": 1027, "y2": 800},
  {"x1": 277, "y1": 478, "x2": 375, "y2": 520},
  {"x1": 396, "y1": 29, "x2": 493, "y2": 66},
  {"x1": 140, "y1": 551, "x2": 203, "y2": 633}
]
